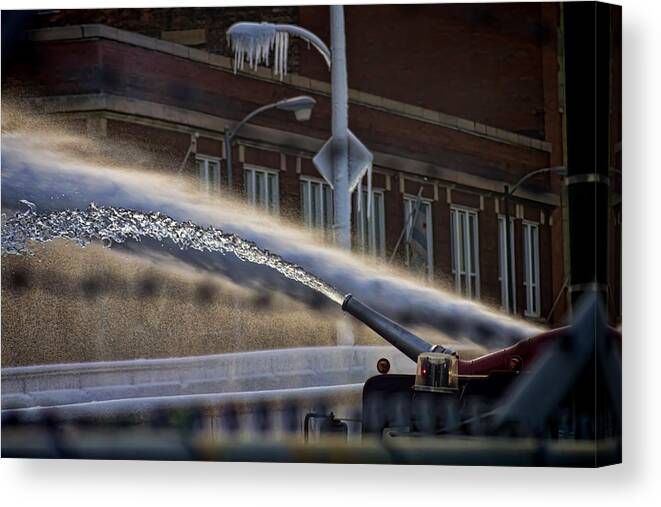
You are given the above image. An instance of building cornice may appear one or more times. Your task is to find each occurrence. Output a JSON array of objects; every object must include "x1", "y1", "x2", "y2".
[
  {"x1": 29, "y1": 24, "x2": 553, "y2": 154},
  {"x1": 22, "y1": 92, "x2": 560, "y2": 207}
]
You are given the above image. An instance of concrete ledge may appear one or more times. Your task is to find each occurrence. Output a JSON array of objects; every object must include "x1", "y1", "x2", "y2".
[
  {"x1": 188, "y1": 47, "x2": 210, "y2": 64},
  {"x1": 29, "y1": 26, "x2": 83, "y2": 41},
  {"x1": 2, "y1": 346, "x2": 413, "y2": 411},
  {"x1": 81, "y1": 24, "x2": 118, "y2": 40},
  {"x1": 27, "y1": 24, "x2": 552, "y2": 153},
  {"x1": 155, "y1": 38, "x2": 189, "y2": 59},
  {"x1": 2, "y1": 383, "x2": 365, "y2": 423}
]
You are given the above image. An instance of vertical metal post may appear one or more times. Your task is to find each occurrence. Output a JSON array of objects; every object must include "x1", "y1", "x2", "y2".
[
  {"x1": 504, "y1": 185, "x2": 514, "y2": 314},
  {"x1": 224, "y1": 128, "x2": 234, "y2": 191},
  {"x1": 564, "y1": 2, "x2": 611, "y2": 311},
  {"x1": 330, "y1": 5, "x2": 351, "y2": 250}
]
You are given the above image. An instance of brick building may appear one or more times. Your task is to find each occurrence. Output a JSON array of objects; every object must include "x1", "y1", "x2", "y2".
[{"x1": 1, "y1": 4, "x2": 622, "y2": 326}]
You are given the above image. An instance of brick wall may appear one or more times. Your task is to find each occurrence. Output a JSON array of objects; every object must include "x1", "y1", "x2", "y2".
[
  {"x1": 32, "y1": 3, "x2": 556, "y2": 141},
  {"x1": 12, "y1": 37, "x2": 552, "y2": 190},
  {"x1": 299, "y1": 3, "x2": 552, "y2": 138},
  {"x1": 35, "y1": 6, "x2": 300, "y2": 70}
]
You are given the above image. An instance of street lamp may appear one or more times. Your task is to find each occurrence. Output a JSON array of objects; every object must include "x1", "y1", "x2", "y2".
[
  {"x1": 227, "y1": 22, "x2": 331, "y2": 76},
  {"x1": 224, "y1": 96, "x2": 316, "y2": 190},
  {"x1": 503, "y1": 166, "x2": 566, "y2": 315},
  {"x1": 227, "y1": 6, "x2": 363, "y2": 251}
]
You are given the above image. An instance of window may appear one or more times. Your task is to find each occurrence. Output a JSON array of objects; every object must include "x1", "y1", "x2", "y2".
[
  {"x1": 354, "y1": 189, "x2": 385, "y2": 257},
  {"x1": 196, "y1": 155, "x2": 221, "y2": 194},
  {"x1": 244, "y1": 165, "x2": 279, "y2": 213},
  {"x1": 523, "y1": 222, "x2": 541, "y2": 317},
  {"x1": 300, "y1": 177, "x2": 334, "y2": 239},
  {"x1": 450, "y1": 207, "x2": 480, "y2": 299},
  {"x1": 403, "y1": 195, "x2": 434, "y2": 279},
  {"x1": 498, "y1": 216, "x2": 516, "y2": 312}
]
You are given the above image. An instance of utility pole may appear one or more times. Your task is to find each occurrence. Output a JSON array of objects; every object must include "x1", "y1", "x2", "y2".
[
  {"x1": 329, "y1": 5, "x2": 351, "y2": 250},
  {"x1": 227, "y1": 11, "x2": 370, "y2": 252}
]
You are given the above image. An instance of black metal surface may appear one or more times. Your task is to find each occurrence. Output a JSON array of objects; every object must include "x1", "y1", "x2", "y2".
[
  {"x1": 564, "y1": 2, "x2": 614, "y2": 310},
  {"x1": 342, "y1": 294, "x2": 434, "y2": 362}
]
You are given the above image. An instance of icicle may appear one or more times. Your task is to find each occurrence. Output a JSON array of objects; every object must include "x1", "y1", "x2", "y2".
[
  {"x1": 276, "y1": 32, "x2": 283, "y2": 77},
  {"x1": 227, "y1": 22, "x2": 292, "y2": 80},
  {"x1": 283, "y1": 32, "x2": 289, "y2": 74},
  {"x1": 357, "y1": 175, "x2": 362, "y2": 215},
  {"x1": 274, "y1": 32, "x2": 278, "y2": 76},
  {"x1": 279, "y1": 32, "x2": 285, "y2": 76},
  {"x1": 227, "y1": 22, "x2": 278, "y2": 75},
  {"x1": 281, "y1": 32, "x2": 287, "y2": 76},
  {"x1": 271, "y1": 32, "x2": 278, "y2": 76},
  {"x1": 367, "y1": 165, "x2": 373, "y2": 221},
  {"x1": 271, "y1": 31, "x2": 290, "y2": 79}
]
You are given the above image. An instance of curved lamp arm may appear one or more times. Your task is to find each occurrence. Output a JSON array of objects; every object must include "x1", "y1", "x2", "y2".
[
  {"x1": 272, "y1": 24, "x2": 331, "y2": 68},
  {"x1": 227, "y1": 22, "x2": 331, "y2": 71},
  {"x1": 227, "y1": 102, "x2": 280, "y2": 140},
  {"x1": 228, "y1": 96, "x2": 317, "y2": 139},
  {"x1": 510, "y1": 166, "x2": 566, "y2": 195}
]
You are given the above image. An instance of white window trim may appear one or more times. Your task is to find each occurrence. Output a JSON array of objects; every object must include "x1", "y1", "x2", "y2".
[
  {"x1": 355, "y1": 187, "x2": 386, "y2": 258},
  {"x1": 196, "y1": 154, "x2": 222, "y2": 194},
  {"x1": 403, "y1": 193, "x2": 434, "y2": 280},
  {"x1": 498, "y1": 214, "x2": 517, "y2": 312},
  {"x1": 244, "y1": 164, "x2": 280, "y2": 213},
  {"x1": 522, "y1": 220, "x2": 541, "y2": 318},
  {"x1": 300, "y1": 175, "x2": 333, "y2": 232},
  {"x1": 450, "y1": 205, "x2": 480, "y2": 299}
]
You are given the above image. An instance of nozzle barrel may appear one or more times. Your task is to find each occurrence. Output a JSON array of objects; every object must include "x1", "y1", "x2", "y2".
[{"x1": 342, "y1": 294, "x2": 435, "y2": 362}]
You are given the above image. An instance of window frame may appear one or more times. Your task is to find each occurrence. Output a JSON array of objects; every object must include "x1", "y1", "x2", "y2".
[
  {"x1": 403, "y1": 193, "x2": 434, "y2": 280},
  {"x1": 243, "y1": 164, "x2": 280, "y2": 214},
  {"x1": 450, "y1": 205, "x2": 481, "y2": 299},
  {"x1": 196, "y1": 154, "x2": 222, "y2": 194},
  {"x1": 354, "y1": 187, "x2": 386, "y2": 258},
  {"x1": 522, "y1": 220, "x2": 541, "y2": 318},
  {"x1": 300, "y1": 175, "x2": 334, "y2": 237},
  {"x1": 497, "y1": 214, "x2": 517, "y2": 312}
]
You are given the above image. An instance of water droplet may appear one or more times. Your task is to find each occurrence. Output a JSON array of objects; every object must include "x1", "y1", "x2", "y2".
[{"x1": 19, "y1": 199, "x2": 36, "y2": 212}]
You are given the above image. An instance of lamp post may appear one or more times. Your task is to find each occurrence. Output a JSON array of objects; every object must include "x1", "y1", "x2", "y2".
[
  {"x1": 227, "y1": 6, "x2": 362, "y2": 250},
  {"x1": 328, "y1": 6, "x2": 351, "y2": 250},
  {"x1": 224, "y1": 96, "x2": 316, "y2": 190},
  {"x1": 503, "y1": 166, "x2": 566, "y2": 314}
]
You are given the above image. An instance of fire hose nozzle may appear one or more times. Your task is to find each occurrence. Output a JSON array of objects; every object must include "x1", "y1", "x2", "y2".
[{"x1": 341, "y1": 293, "x2": 353, "y2": 311}]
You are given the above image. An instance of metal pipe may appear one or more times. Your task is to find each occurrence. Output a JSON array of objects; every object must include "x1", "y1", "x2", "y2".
[
  {"x1": 177, "y1": 132, "x2": 199, "y2": 176},
  {"x1": 342, "y1": 294, "x2": 444, "y2": 362},
  {"x1": 224, "y1": 127, "x2": 233, "y2": 190},
  {"x1": 504, "y1": 185, "x2": 514, "y2": 314},
  {"x1": 330, "y1": 5, "x2": 351, "y2": 250}
]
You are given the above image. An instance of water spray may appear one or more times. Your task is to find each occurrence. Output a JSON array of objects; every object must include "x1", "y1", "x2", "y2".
[
  {"x1": 1, "y1": 201, "x2": 344, "y2": 305},
  {"x1": 1, "y1": 132, "x2": 541, "y2": 349}
]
